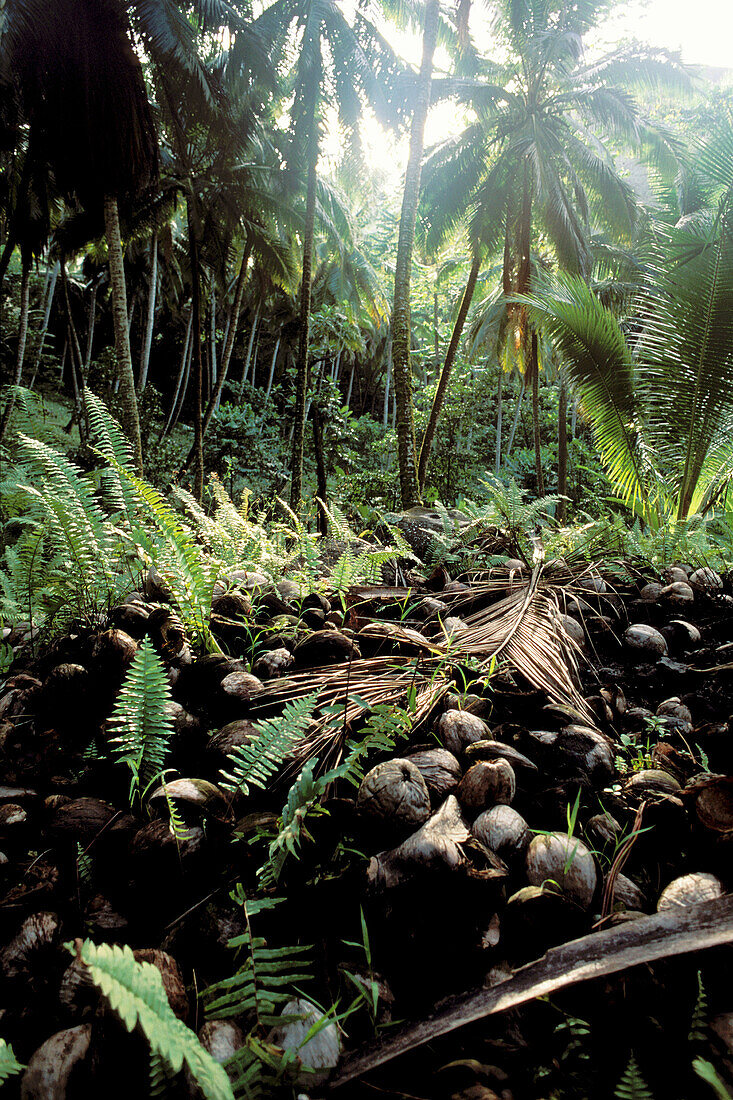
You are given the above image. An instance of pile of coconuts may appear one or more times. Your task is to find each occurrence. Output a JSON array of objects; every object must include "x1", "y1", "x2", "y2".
[{"x1": 1, "y1": 555, "x2": 733, "y2": 1098}]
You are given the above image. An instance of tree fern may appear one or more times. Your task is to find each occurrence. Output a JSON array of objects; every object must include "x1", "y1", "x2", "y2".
[
  {"x1": 614, "y1": 1055, "x2": 654, "y2": 1100},
  {"x1": 109, "y1": 637, "x2": 175, "y2": 801},
  {"x1": 68, "y1": 939, "x2": 233, "y2": 1100},
  {"x1": 201, "y1": 891, "x2": 311, "y2": 1027},
  {"x1": 219, "y1": 694, "x2": 318, "y2": 796},
  {"x1": 0, "y1": 1038, "x2": 24, "y2": 1084}
]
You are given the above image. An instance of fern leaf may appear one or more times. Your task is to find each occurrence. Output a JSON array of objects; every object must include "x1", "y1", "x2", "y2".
[
  {"x1": 689, "y1": 972, "x2": 709, "y2": 1043},
  {"x1": 109, "y1": 638, "x2": 175, "y2": 798},
  {"x1": 614, "y1": 1054, "x2": 654, "y2": 1100},
  {"x1": 69, "y1": 940, "x2": 234, "y2": 1100},
  {"x1": 0, "y1": 1038, "x2": 24, "y2": 1083},
  {"x1": 692, "y1": 1058, "x2": 732, "y2": 1100},
  {"x1": 201, "y1": 890, "x2": 311, "y2": 1027},
  {"x1": 219, "y1": 694, "x2": 317, "y2": 795}
]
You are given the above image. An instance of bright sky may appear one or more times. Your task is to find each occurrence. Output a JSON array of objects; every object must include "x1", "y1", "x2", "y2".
[{"x1": 599, "y1": 0, "x2": 733, "y2": 69}]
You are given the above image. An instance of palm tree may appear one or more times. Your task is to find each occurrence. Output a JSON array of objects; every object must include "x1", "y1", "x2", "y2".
[
  {"x1": 414, "y1": 0, "x2": 683, "y2": 494},
  {"x1": 2, "y1": 0, "x2": 249, "y2": 470},
  {"x1": 525, "y1": 122, "x2": 733, "y2": 524},
  {"x1": 255, "y1": 0, "x2": 399, "y2": 509}
]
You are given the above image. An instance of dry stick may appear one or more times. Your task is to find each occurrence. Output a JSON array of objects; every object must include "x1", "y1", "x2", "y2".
[{"x1": 329, "y1": 895, "x2": 733, "y2": 1089}]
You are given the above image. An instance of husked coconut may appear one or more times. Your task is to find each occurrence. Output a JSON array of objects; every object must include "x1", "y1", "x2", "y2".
[
  {"x1": 268, "y1": 998, "x2": 341, "y2": 1086},
  {"x1": 435, "y1": 709, "x2": 489, "y2": 755},
  {"x1": 526, "y1": 832, "x2": 598, "y2": 909},
  {"x1": 357, "y1": 759, "x2": 431, "y2": 831}
]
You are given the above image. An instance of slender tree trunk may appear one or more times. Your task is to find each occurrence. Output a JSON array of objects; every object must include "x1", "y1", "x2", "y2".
[
  {"x1": 205, "y1": 239, "x2": 251, "y2": 428},
  {"x1": 30, "y1": 258, "x2": 59, "y2": 388},
  {"x1": 346, "y1": 361, "x2": 355, "y2": 408},
  {"x1": 104, "y1": 194, "x2": 143, "y2": 472},
  {"x1": 290, "y1": 83, "x2": 319, "y2": 511},
  {"x1": 169, "y1": 327, "x2": 193, "y2": 436},
  {"x1": 433, "y1": 289, "x2": 439, "y2": 377},
  {"x1": 0, "y1": 256, "x2": 31, "y2": 439},
  {"x1": 383, "y1": 355, "x2": 391, "y2": 427},
  {"x1": 495, "y1": 369, "x2": 503, "y2": 475},
  {"x1": 161, "y1": 309, "x2": 192, "y2": 440},
  {"x1": 60, "y1": 260, "x2": 87, "y2": 440},
  {"x1": 530, "y1": 333, "x2": 545, "y2": 496},
  {"x1": 506, "y1": 377, "x2": 525, "y2": 458},
  {"x1": 557, "y1": 375, "x2": 568, "y2": 523},
  {"x1": 312, "y1": 404, "x2": 329, "y2": 536},
  {"x1": 210, "y1": 272, "x2": 217, "y2": 388},
  {"x1": 250, "y1": 328, "x2": 260, "y2": 389},
  {"x1": 240, "y1": 307, "x2": 259, "y2": 385},
  {"x1": 138, "y1": 235, "x2": 157, "y2": 391},
  {"x1": 417, "y1": 251, "x2": 481, "y2": 489},
  {"x1": 264, "y1": 335, "x2": 280, "y2": 405},
  {"x1": 187, "y1": 201, "x2": 204, "y2": 501},
  {"x1": 391, "y1": 0, "x2": 439, "y2": 508},
  {"x1": 59, "y1": 340, "x2": 68, "y2": 384},
  {"x1": 84, "y1": 282, "x2": 97, "y2": 373}
]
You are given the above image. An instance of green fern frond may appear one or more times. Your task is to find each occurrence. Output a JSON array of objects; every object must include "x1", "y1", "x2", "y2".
[
  {"x1": 76, "y1": 842, "x2": 94, "y2": 887},
  {"x1": 201, "y1": 890, "x2": 311, "y2": 1028},
  {"x1": 0, "y1": 1038, "x2": 24, "y2": 1083},
  {"x1": 257, "y1": 763, "x2": 327, "y2": 888},
  {"x1": 692, "y1": 1058, "x2": 732, "y2": 1099},
  {"x1": 614, "y1": 1054, "x2": 654, "y2": 1100},
  {"x1": 83, "y1": 389, "x2": 137, "y2": 519},
  {"x1": 109, "y1": 638, "x2": 175, "y2": 800},
  {"x1": 68, "y1": 940, "x2": 234, "y2": 1100},
  {"x1": 112, "y1": 462, "x2": 221, "y2": 648},
  {"x1": 689, "y1": 972, "x2": 709, "y2": 1043},
  {"x1": 220, "y1": 694, "x2": 318, "y2": 796}
]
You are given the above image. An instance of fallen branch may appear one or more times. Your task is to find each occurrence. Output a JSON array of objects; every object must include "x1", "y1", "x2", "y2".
[{"x1": 328, "y1": 895, "x2": 733, "y2": 1089}]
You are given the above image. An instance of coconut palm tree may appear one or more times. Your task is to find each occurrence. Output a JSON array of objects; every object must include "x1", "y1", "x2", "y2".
[
  {"x1": 414, "y1": 0, "x2": 684, "y2": 494},
  {"x1": 254, "y1": 0, "x2": 400, "y2": 508}
]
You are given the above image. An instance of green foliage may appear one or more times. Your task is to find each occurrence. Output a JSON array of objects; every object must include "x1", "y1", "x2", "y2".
[
  {"x1": 200, "y1": 890, "x2": 311, "y2": 1026},
  {"x1": 689, "y1": 972, "x2": 709, "y2": 1044},
  {"x1": 109, "y1": 637, "x2": 175, "y2": 802},
  {"x1": 219, "y1": 694, "x2": 318, "y2": 796},
  {"x1": 692, "y1": 1058, "x2": 733, "y2": 1099},
  {"x1": 614, "y1": 1055, "x2": 654, "y2": 1100},
  {"x1": 67, "y1": 940, "x2": 234, "y2": 1100},
  {"x1": 0, "y1": 1038, "x2": 24, "y2": 1084}
]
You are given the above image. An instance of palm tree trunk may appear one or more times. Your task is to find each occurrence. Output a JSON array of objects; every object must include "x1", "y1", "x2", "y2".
[
  {"x1": 313, "y1": 404, "x2": 329, "y2": 536},
  {"x1": 206, "y1": 239, "x2": 251, "y2": 425},
  {"x1": 557, "y1": 375, "x2": 568, "y2": 522},
  {"x1": 495, "y1": 368, "x2": 503, "y2": 475},
  {"x1": 290, "y1": 85, "x2": 319, "y2": 511},
  {"x1": 60, "y1": 260, "x2": 87, "y2": 440},
  {"x1": 391, "y1": 0, "x2": 439, "y2": 509},
  {"x1": 84, "y1": 282, "x2": 97, "y2": 373},
  {"x1": 240, "y1": 307, "x2": 260, "y2": 385},
  {"x1": 187, "y1": 201, "x2": 204, "y2": 501},
  {"x1": 417, "y1": 251, "x2": 481, "y2": 490},
  {"x1": 346, "y1": 361, "x2": 355, "y2": 408},
  {"x1": 0, "y1": 255, "x2": 31, "y2": 440},
  {"x1": 383, "y1": 355, "x2": 391, "y2": 427},
  {"x1": 506, "y1": 377, "x2": 525, "y2": 458},
  {"x1": 161, "y1": 308, "x2": 192, "y2": 440},
  {"x1": 138, "y1": 235, "x2": 157, "y2": 391},
  {"x1": 29, "y1": 258, "x2": 59, "y2": 388},
  {"x1": 210, "y1": 272, "x2": 217, "y2": 388},
  {"x1": 530, "y1": 332, "x2": 545, "y2": 496},
  {"x1": 104, "y1": 194, "x2": 143, "y2": 473}
]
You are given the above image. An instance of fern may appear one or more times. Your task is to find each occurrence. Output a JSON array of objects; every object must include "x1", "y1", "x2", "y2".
[
  {"x1": 68, "y1": 939, "x2": 234, "y2": 1100},
  {"x1": 614, "y1": 1054, "x2": 654, "y2": 1100},
  {"x1": 257, "y1": 763, "x2": 328, "y2": 888},
  {"x1": 0, "y1": 1038, "x2": 24, "y2": 1083},
  {"x1": 219, "y1": 694, "x2": 318, "y2": 796},
  {"x1": 201, "y1": 890, "x2": 311, "y2": 1027},
  {"x1": 83, "y1": 388, "x2": 138, "y2": 520},
  {"x1": 689, "y1": 972, "x2": 709, "y2": 1043},
  {"x1": 112, "y1": 461, "x2": 221, "y2": 649},
  {"x1": 109, "y1": 638, "x2": 175, "y2": 801},
  {"x1": 692, "y1": 1058, "x2": 733, "y2": 1099}
]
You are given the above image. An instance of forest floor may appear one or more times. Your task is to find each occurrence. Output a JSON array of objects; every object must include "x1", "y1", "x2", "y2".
[{"x1": 1, "y1": 521, "x2": 733, "y2": 1099}]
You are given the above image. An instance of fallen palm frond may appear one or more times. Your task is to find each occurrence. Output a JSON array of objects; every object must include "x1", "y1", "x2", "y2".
[
  {"x1": 254, "y1": 567, "x2": 597, "y2": 772},
  {"x1": 328, "y1": 895, "x2": 733, "y2": 1090}
]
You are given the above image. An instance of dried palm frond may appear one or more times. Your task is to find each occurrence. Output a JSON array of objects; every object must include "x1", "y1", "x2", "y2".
[{"x1": 253, "y1": 566, "x2": 597, "y2": 774}]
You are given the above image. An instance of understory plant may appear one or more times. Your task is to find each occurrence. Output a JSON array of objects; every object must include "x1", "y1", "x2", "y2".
[{"x1": 525, "y1": 120, "x2": 733, "y2": 529}]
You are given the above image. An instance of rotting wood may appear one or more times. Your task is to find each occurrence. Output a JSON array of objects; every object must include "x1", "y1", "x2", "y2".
[{"x1": 328, "y1": 894, "x2": 733, "y2": 1089}]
